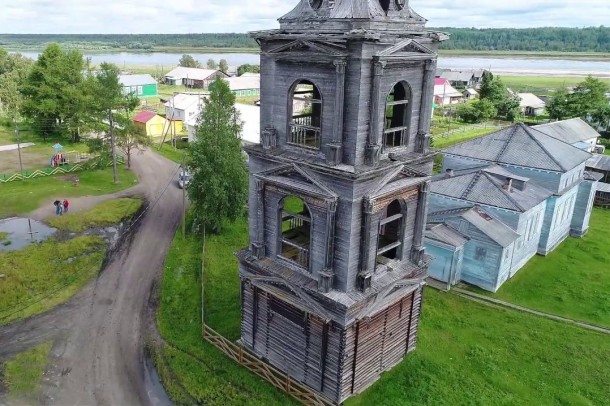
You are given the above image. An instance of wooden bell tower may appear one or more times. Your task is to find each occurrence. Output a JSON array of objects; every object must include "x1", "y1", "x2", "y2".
[{"x1": 238, "y1": 0, "x2": 448, "y2": 402}]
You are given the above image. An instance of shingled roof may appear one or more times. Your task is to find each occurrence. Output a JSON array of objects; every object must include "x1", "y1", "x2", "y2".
[
  {"x1": 431, "y1": 165, "x2": 553, "y2": 212},
  {"x1": 534, "y1": 118, "x2": 600, "y2": 144},
  {"x1": 443, "y1": 123, "x2": 591, "y2": 172}
]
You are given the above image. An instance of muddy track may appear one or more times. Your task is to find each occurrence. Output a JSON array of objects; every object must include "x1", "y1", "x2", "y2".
[{"x1": 0, "y1": 149, "x2": 181, "y2": 405}]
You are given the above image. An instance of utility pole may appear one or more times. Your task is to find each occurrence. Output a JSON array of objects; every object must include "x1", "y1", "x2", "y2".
[
  {"x1": 109, "y1": 109, "x2": 119, "y2": 184},
  {"x1": 182, "y1": 151, "x2": 186, "y2": 239},
  {"x1": 13, "y1": 118, "x2": 24, "y2": 175}
]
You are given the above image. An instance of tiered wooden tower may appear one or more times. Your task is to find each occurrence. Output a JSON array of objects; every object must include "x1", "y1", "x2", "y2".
[{"x1": 238, "y1": 0, "x2": 447, "y2": 402}]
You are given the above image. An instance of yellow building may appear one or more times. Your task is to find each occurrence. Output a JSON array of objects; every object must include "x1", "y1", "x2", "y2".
[{"x1": 133, "y1": 111, "x2": 169, "y2": 138}]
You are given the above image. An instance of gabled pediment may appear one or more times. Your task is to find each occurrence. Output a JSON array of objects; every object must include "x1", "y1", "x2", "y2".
[
  {"x1": 248, "y1": 276, "x2": 334, "y2": 321},
  {"x1": 376, "y1": 39, "x2": 436, "y2": 59},
  {"x1": 357, "y1": 278, "x2": 425, "y2": 319},
  {"x1": 256, "y1": 163, "x2": 338, "y2": 200},
  {"x1": 267, "y1": 39, "x2": 348, "y2": 57},
  {"x1": 367, "y1": 165, "x2": 428, "y2": 199}
]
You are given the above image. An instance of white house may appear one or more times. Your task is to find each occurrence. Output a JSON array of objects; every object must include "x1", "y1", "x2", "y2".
[
  {"x1": 163, "y1": 67, "x2": 228, "y2": 88},
  {"x1": 517, "y1": 93, "x2": 546, "y2": 116},
  {"x1": 223, "y1": 76, "x2": 261, "y2": 97},
  {"x1": 187, "y1": 103, "x2": 260, "y2": 144},
  {"x1": 164, "y1": 93, "x2": 207, "y2": 122}
]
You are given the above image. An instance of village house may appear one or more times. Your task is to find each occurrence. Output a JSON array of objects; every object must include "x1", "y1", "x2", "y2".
[
  {"x1": 427, "y1": 123, "x2": 598, "y2": 292},
  {"x1": 534, "y1": 118, "x2": 600, "y2": 152},
  {"x1": 163, "y1": 67, "x2": 228, "y2": 88},
  {"x1": 132, "y1": 111, "x2": 168, "y2": 138},
  {"x1": 118, "y1": 74, "x2": 158, "y2": 97},
  {"x1": 216, "y1": 75, "x2": 261, "y2": 97},
  {"x1": 463, "y1": 88, "x2": 478, "y2": 100},
  {"x1": 517, "y1": 93, "x2": 546, "y2": 116},
  {"x1": 434, "y1": 78, "x2": 464, "y2": 105},
  {"x1": 186, "y1": 103, "x2": 260, "y2": 144}
]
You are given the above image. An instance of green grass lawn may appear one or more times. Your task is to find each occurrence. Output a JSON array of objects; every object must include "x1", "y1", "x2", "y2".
[
  {"x1": 157, "y1": 216, "x2": 610, "y2": 405},
  {"x1": 47, "y1": 198, "x2": 142, "y2": 232},
  {"x1": 1, "y1": 341, "x2": 52, "y2": 403},
  {"x1": 470, "y1": 208, "x2": 610, "y2": 328},
  {"x1": 153, "y1": 142, "x2": 188, "y2": 164},
  {"x1": 0, "y1": 166, "x2": 138, "y2": 219},
  {"x1": 0, "y1": 236, "x2": 105, "y2": 325}
]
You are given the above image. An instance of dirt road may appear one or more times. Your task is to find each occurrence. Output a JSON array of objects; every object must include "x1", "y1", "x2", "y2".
[{"x1": 0, "y1": 149, "x2": 182, "y2": 405}]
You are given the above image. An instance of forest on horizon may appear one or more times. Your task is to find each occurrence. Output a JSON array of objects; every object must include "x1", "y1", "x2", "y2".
[{"x1": 0, "y1": 27, "x2": 609, "y2": 53}]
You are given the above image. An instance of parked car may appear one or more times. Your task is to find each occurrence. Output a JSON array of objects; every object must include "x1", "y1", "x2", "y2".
[{"x1": 178, "y1": 170, "x2": 191, "y2": 189}]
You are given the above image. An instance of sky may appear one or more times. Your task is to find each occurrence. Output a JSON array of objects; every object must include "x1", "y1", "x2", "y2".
[{"x1": 0, "y1": 0, "x2": 607, "y2": 34}]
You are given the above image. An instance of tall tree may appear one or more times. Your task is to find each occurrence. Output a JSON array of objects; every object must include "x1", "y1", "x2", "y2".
[
  {"x1": 237, "y1": 64, "x2": 260, "y2": 76},
  {"x1": 0, "y1": 50, "x2": 32, "y2": 120},
  {"x1": 569, "y1": 76, "x2": 609, "y2": 119},
  {"x1": 188, "y1": 78, "x2": 248, "y2": 233},
  {"x1": 206, "y1": 59, "x2": 218, "y2": 70},
  {"x1": 547, "y1": 87, "x2": 572, "y2": 121},
  {"x1": 89, "y1": 62, "x2": 139, "y2": 183},
  {"x1": 218, "y1": 59, "x2": 229, "y2": 74},
  {"x1": 479, "y1": 72, "x2": 521, "y2": 121},
  {"x1": 114, "y1": 113, "x2": 150, "y2": 168},
  {"x1": 178, "y1": 54, "x2": 200, "y2": 68},
  {"x1": 20, "y1": 44, "x2": 86, "y2": 140}
]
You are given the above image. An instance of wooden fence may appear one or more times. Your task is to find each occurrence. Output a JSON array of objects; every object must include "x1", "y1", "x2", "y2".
[
  {"x1": 0, "y1": 156, "x2": 125, "y2": 184},
  {"x1": 199, "y1": 227, "x2": 335, "y2": 406},
  {"x1": 202, "y1": 325, "x2": 334, "y2": 406}
]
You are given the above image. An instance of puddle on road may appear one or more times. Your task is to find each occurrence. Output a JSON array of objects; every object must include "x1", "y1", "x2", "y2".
[{"x1": 0, "y1": 217, "x2": 57, "y2": 251}]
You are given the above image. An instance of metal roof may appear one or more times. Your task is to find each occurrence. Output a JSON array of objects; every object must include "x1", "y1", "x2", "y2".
[
  {"x1": 517, "y1": 93, "x2": 546, "y2": 109},
  {"x1": 597, "y1": 182, "x2": 610, "y2": 193},
  {"x1": 425, "y1": 223, "x2": 469, "y2": 248},
  {"x1": 443, "y1": 123, "x2": 592, "y2": 172},
  {"x1": 224, "y1": 76, "x2": 260, "y2": 91},
  {"x1": 118, "y1": 74, "x2": 156, "y2": 87},
  {"x1": 164, "y1": 67, "x2": 223, "y2": 81},
  {"x1": 440, "y1": 70, "x2": 474, "y2": 82},
  {"x1": 586, "y1": 154, "x2": 610, "y2": 171},
  {"x1": 534, "y1": 118, "x2": 601, "y2": 144},
  {"x1": 429, "y1": 206, "x2": 520, "y2": 248},
  {"x1": 431, "y1": 165, "x2": 553, "y2": 212}
]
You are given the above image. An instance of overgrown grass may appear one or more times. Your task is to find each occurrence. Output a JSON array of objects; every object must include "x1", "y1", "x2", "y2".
[
  {"x1": 153, "y1": 142, "x2": 188, "y2": 164},
  {"x1": 433, "y1": 126, "x2": 501, "y2": 149},
  {"x1": 470, "y1": 208, "x2": 610, "y2": 328},
  {"x1": 47, "y1": 198, "x2": 142, "y2": 232},
  {"x1": 157, "y1": 218, "x2": 297, "y2": 405},
  {"x1": 158, "y1": 216, "x2": 610, "y2": 405},
  {"x1": 0, "y1": 166, "x2": 138, "y2": 219},
  {"x1": 0, "y1": 232, "x2": 8, "y2": 241},
  {"x1": 0, "y1": 236, "x2": 105, "y2": 325},
  {"x1": 1, "y1": 341, "x2": 52, "y2": 403},
  {"x1": 500, "y1": 75, "x2": 610, "y2": 93}
]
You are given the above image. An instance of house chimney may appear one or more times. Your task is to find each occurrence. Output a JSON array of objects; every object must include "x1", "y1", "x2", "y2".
[
  {"x1": 504, "y1": 178, "x2": 513, "y2": 192},
  {"x1": 445, "y1": 168, "x2": 454, "y2": 177}
]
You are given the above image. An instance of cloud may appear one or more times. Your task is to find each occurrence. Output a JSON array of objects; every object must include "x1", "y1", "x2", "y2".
[{"x1": 0, "y1": 0, "x2": 607, "y2": 33}]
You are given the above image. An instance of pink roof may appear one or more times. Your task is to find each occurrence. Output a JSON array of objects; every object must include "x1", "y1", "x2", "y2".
[
  {"x1": 133, "y1": 110, "x2": 158, "y2": 124},
  {"x1": 435, "y1": 78, "x2": 448, "y2": 86}
]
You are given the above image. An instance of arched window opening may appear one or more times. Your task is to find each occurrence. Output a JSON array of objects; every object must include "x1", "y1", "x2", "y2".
[
  {"x1": 379, "y1": 0, "x2": 391, "y2": 12},
  {"x1": 289, "y1": 80, "x2": 322, "y2": 150},
  {"x1": 384, "y1": 82, "x2": 411, "y2": 149},
  {"x1": 377, "y1": 200, "x2": 403, "y2": 260},
  {"x1": 280, "y1": 196, "x2": 311, "y2": 269}
]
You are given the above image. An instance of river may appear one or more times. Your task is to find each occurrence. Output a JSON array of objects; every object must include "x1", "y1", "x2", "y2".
[{"x1": 16, "y1": 51, "x2": 610, "y2": 77}]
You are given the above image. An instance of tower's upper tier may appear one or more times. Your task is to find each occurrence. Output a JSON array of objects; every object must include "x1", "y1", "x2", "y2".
[{"x1": 279, "y1": 0, "x2": 427, "y2": 32}]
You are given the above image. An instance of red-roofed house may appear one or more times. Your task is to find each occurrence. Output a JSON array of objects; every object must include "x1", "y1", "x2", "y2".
[
  {"x1": 434, "y1": 78, "x2": 464, "y2": 106},
  {"x1": 133, "y1": 111, "x2": 169, "y2": 138}
]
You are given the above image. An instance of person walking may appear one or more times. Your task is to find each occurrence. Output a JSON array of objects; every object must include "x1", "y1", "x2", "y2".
[
  {"x1": 63, "y1": 199, "x2": 69, "y2": 213},
  {"x1": 54, "y1": 200, "x2": 61, "y2": 216}
]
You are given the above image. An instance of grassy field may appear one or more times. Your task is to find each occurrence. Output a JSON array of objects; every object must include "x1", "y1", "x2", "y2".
[
  {"x1": 0, "y1": 166, "x2": 138, "y2": 219},
  {"x1": 499, "y1": 75, "x2": 610, "y2": 93},
  {"x1": 157, "y1": 215, "x2": 610, "y2": 405},
  {"x1": 0, "y1": 235, "x2": 105, "y2": 325},
  {"x1": 0, "y1": 341, "x2": 52, "y2": 403},
  {"x1": 46, "y1": 198, "x2": 142, "y2": 232},
  {"x1": 433, "y1": 126, "x2": 502, "y2": 149},
  {"x1": 469, "y1": 208, "x2": 610, "y2": 328},
  {"x1": 0, "y1": 124, "x2": 90, "y2": 174}
]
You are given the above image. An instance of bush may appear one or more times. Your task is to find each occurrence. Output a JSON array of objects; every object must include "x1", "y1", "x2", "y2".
[{"x1": 456, "y1": 99, "x2": 497, "y2": 123}]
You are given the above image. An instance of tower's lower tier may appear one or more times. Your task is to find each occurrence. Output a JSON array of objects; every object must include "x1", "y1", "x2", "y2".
[{"x1": 240, "y1": 277, "x2": 424, "y2": 403}]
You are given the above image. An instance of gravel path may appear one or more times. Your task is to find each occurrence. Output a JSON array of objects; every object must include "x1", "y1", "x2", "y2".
[{"x1": 0, "y1": 149, "x2": 182, "y2": 405}]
